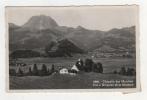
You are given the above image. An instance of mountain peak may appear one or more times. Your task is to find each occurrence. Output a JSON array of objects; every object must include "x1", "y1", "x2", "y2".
[
  {"x1": 22, "y1": 15, "x2": 58, "y2": 31},
  {"x1": 76, "y1": 25, "x2": 85, "y2": 30}
]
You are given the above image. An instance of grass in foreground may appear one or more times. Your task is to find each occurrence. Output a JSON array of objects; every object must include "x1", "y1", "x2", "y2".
[{"x1": 9, "y1": 72, "x2": 136, "y2": 89}]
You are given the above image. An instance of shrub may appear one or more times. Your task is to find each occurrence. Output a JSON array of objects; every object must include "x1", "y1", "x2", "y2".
[
  {"x1": 126, "y1": 68, "x2": 136, "y2": 76},
  {"x1": 119, "y1": 67, "x2": 126, "y2": 75},
  {"x1": 92, "y1": 62, "x2": 103, "y2": 73},
  {"x1": 113, "y1": 70, "x2": 118, "y2": 74}
]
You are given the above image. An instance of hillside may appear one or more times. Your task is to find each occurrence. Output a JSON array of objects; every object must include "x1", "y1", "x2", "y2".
[
  {"x1": 9, "y1": 15, "x2": 136, "y2": 57},
  {"x1": 45, "y1": 39, "x2": 85, "y2": 57}
]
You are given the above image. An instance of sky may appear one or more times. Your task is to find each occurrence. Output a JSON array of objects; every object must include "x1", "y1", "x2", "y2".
[{"x1": 6, "y1": 6, "x2": 138, "y2": 31}]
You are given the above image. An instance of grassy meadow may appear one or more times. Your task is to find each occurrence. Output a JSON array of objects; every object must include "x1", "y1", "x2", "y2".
[{"x1": 9, "y1": 57, "x2": 136, "y2": 89}]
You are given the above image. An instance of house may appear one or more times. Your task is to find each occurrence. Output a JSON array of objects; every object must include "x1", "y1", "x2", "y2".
[{"x1": 59, "y1": 68, "x2": 69, "y2": 74}]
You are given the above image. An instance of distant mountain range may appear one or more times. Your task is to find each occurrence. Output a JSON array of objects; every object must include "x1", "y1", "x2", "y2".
[{"x1": 9, "y1": 15, "x2": 136, "y2": 56}]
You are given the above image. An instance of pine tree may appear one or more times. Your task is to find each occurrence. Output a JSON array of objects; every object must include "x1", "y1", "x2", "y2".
[
  {"x1": 51, "y1": 64, "x2": 55, "y2": 73},
  {"x1": 28, "y1": 67, "x2": 32, "y2": 75},
  {"x1": 41, "y1": 64, "x2": 48, "y2": 76},
  {"x1": 32, "y1": 64, "x2": 39, "y2": 76}
]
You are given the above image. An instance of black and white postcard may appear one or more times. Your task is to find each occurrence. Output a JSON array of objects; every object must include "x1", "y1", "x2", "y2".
[{"x1": 6, "y1": 6, "x2": 140, "y2": 92}]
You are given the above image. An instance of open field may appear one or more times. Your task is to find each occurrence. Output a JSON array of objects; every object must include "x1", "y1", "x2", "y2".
[
  {"x1": 10, "y1": 72, "x2": 136, "y2": 89},
  {"x1": 9, "y1": 57, "x2": 136, "y2": 89}
]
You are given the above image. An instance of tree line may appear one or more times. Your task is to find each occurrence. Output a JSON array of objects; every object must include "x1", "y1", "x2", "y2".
[
  {"x1": 9, "y1": 64, "x2": 55, "y2": 76},
  {"x1": 113, "y1": 67, "x2": 136, "y2": 76}
]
